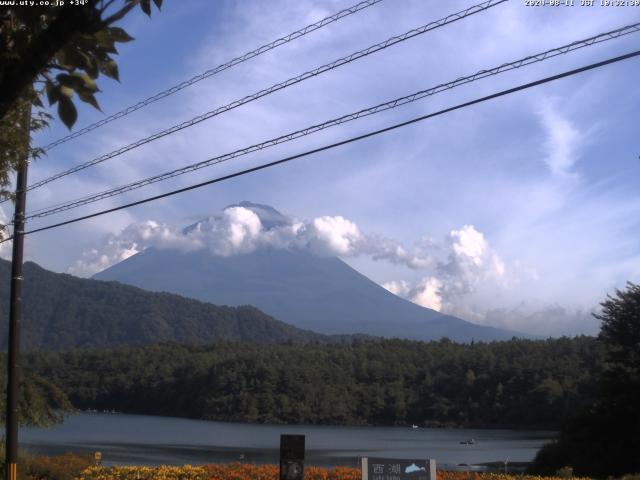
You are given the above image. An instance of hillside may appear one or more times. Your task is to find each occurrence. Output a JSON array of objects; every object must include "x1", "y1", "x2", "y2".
[{"x1": 0, "y1": 259, "x2": 330, "y2": 350}]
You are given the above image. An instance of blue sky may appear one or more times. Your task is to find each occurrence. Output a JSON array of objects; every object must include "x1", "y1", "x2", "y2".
[{"x1": 2, "y1": 0, "x2": 639, "y2": 336}]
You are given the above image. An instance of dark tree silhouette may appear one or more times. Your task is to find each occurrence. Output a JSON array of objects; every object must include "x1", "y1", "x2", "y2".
[{"x1": 532, "y1": 282, "x2": 640, "y2": 477}]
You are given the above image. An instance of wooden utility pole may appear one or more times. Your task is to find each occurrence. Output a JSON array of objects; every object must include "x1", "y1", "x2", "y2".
[{"x1": 4, "y1": 102, "x2": 30, "y2": 480}]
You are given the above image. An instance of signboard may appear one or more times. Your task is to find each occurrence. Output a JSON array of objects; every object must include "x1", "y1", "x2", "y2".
[
  {"x1": 362, "y1": 457, "x2": 436, "y2": 480},
  {"x1": 279, "y1": 434, "x2": 305, "y2": 480}
]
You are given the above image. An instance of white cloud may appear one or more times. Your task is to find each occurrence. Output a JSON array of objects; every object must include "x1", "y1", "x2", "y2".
[
  {"x1": 305, "y1": 215, "x2": 362, "y2": 256},
  {"x1": 68, "y1": 220, "x2": 200, "y2": 277},
  {"x1": 380, "y1": 223, "x2": 603, "y2": 335},
  {"x1": 64, "y1": 201, "x2": 619, "y2": 337},
  {"x1": 483, "y1": 304, "x2": 600, "y2": 337},
  {"x1": 368, "y1": 235, "x2": 433, "y2": 269},
  {"x1": 450, "y1": 224, "x2": 487, "y2": 265},
  {"x1": 436, "y1": 225, "x2": 507, "y2": 300},
  {"x1": 409, "y1": 277, "x2": 443, "y2": 312},
  {"x1": 382, "y1": 279, "x2": 411, "y2": 297},
  {"x1": 538, "y1": 100, "x2": 582, "y2": 178},
  {"x1": 69, "y1": 205, "x2": 435, "y2": 277},
  {"x1": 384, "y1": 224, "x2": 514, "y2": 319},
  {"x1": 72, "y1": 211, "x2": 516, "y2": 329},
  {"x1": 194, "y1": 206, "x2": 264, "y2": 256}
]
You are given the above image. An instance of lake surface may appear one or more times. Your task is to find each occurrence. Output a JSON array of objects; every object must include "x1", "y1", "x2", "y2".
[{"x1": 20, "y1": 413, "x2": 555, "y2": 469}]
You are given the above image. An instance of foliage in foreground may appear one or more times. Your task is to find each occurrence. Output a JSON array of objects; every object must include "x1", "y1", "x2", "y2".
[
  {"x1": 74, "y1": 464, "x2": 607, "y2": 480},
  {"x1": 23, "y1": 452, "x2": 94, "y2": 480},
  {"x1": 77, "y1": 464, "x2": 208, "y2": 480},
  {"x1": 0, "y1": 0, "x2": 162, "y2": 237},
  {"x1": 1, "y1": 455, "x2": 636, "y2": 480},
  {"x1": 0, "y1": 451, "x2": 92, "y2": 480},
  {"x1": 0, "y1": 368, "x2": 73, "y2": 427},
  {"x1": 0, "y1": 0, "x2": 163, "y2": 127},
  {"x1": 531, "y1": 283, "x2": 640, "y2": 477}
]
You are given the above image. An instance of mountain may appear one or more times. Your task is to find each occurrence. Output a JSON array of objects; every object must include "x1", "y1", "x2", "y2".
[
  {"x1": 94, "y1": 202, "x2": 525, "y2": 342},
  {"x1": 0, "y1": 258, "x2": 333, "y2": 351}
]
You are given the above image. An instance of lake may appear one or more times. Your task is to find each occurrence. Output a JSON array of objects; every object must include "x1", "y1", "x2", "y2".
[{"x1": 20, "y1": 413, "x2": 555, "y2": 469}]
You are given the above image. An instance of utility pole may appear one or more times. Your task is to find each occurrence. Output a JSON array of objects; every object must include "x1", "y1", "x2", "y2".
[{"x1": 4, "y1": 102, "x2": 30, "y2": 480}]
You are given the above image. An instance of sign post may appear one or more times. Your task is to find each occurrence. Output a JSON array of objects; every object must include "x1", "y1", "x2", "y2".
[
  {"x1": 279, "y1": 434, "x2": 305, "y2": 480},
  {"x1": 362, "y1": 457, "x2": 436, "y2": 480},
  {"x1": 4, "y1": 102, "x2": 30, "y2": 480}
]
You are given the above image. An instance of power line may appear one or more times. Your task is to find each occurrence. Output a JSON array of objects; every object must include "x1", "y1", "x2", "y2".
[
  {"x1": 40, "y1": 0, "x2": 386, "y2": 152},
  {"x1": 2, "y1": 49, "x2": 636, "y2": 244},
  {"x1": 24, "y1": 21, "x2": 640, "y2": 221},
  {"x1": 23, "y1": 0, "x2": 506, "y2": 194}
]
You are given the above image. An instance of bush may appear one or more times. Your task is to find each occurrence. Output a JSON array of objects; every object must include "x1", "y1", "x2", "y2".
[{"x1": 23, "y1": 452, "x2": 94, "y2": 480}]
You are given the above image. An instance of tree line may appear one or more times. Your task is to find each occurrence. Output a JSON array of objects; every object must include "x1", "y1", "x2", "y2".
[{"x1": 24, "y1": 336, "x2": 602, "y2": 429}]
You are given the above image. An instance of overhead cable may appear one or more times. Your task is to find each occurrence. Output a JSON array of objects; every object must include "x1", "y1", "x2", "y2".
[
  {"x1": 2, "y1": 48, "x2": 636, "y2": 243},
  {"x1": 23, "y1": 0, "x2": 507, "y2": 194},
  {"x1": 40, "y1": 0, "x2": 387, "y2": 151},
  {"x1": 24, "y1": 22, "x2": 640, "y2": 220}
]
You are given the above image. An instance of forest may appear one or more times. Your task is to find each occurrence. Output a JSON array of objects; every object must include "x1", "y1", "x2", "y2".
[
  {"x1": 0, "y1": 259, "x2": 336, "y2": 350},
  {"x1": 24, "y1": 336, "x2": 602, "y2": 428}
]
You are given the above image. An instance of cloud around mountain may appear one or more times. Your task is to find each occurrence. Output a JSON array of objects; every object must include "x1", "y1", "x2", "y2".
[
  {"x1": 68, "y1": 201, "x2": 595, "y2": 336},
  {"x1": 68, "y1": 201, "x2": 435, "y2": 277},
  {"x1": 68, "y1": 202, "x2": 509, "y2": 317}
]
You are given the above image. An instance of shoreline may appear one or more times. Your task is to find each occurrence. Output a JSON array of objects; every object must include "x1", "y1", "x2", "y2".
[
  {"x1": 78, "y1": 409, "x2": 559, "y2": 432},
  {"x1": 21, "y1": 412, "x2": 553, "y2": 469}
]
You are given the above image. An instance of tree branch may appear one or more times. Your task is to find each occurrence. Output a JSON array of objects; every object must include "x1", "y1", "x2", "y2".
[
  {"x1": 103, "y1": 1, "x2": 139, "y2": 26},
  {"x1": 0, "y1": 6, "x2": 104, "y2": 121}
]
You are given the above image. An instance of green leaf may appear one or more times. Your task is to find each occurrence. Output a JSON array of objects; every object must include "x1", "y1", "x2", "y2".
[
  {"x1": 78, "y1": 91, "x2": 102, "y2": 111},
  {"x1": 56, "y1": 73, "x2": 85, "y2": 90},
  {"x1": 108, "y1": 27, "x2": 135, "y2": 43},
  {"x1": 94, "y1": 30, "x2": 118, "y2": 53},
  {"x1": 58, "y1": 72, "x2": 100, "y2": 94},
  {"x1": 140, "y1": 0, "x2": 151, "y2": 15},
  {"x1": 94, "y1": 30, "x2": 112, "y2": 46},
  {"x1": 46, "y1": 83, "x2": 60, "y2": 106},
  {"x1": 100, "y1": 60, "x2": 120, "y2": 81},
  {"x1": 75, "y1": 72, "x2": 99, "y2": 93},
  {"x1": 77, "y1": 51, "x2": 92, "y2": 71},
  {"x1": 85, "y1": 56, "x2": 99, "y2": 79},
  {"x1": 56, "y1": 47, "x2": 91, "y2": 73},
  {"x1": 60, "y1": 86, "x2": 74, "y2": 98},
  {"x1": 57, "y1": 96, "x2": 78, "y2": 129},
  {"x1": 103, "y1": 44, "x2": 119, "y2": 55}
]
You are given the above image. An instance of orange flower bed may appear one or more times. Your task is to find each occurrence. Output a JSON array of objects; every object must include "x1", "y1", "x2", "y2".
[
  {"x1": 76, "y1": 463, "x2": 596, "y2": 480},
  {"x1": 437, "y1": 473, "x2": 592, "y2": 480},
  {"x1": 202, "y1": 465, "x2": 596, "y2": 480},
  {"x1": 204, "y1": 463, "x2": 360, "y2": 480}
]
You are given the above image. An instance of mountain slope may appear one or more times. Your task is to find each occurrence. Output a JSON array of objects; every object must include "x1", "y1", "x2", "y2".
[
  {"x1": 94, "y1": 203, "x2": 525, "y2": 342},
  {"x1": 0, "y1": 259, "x2": 330, "y2": 350}
]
